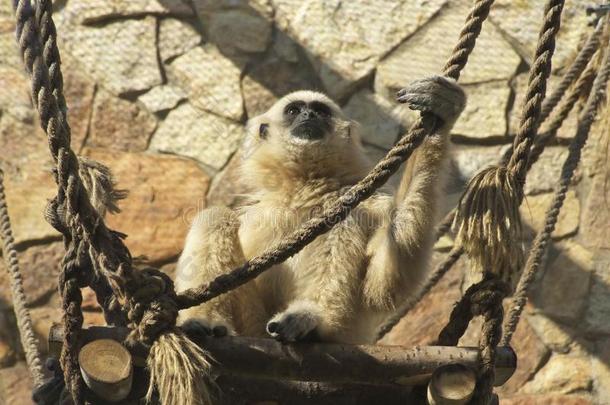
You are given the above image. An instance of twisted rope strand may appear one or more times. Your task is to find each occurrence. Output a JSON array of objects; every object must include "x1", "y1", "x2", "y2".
[
  {"x1": 176, "y1": 0, "x2": 497, "y2": 311},
  {"x1": 502, "y1": 30, "x2": 610, "y2": 346},
  {"x1": 0, "y1": 170, "x2": 45, "y2": 387}
]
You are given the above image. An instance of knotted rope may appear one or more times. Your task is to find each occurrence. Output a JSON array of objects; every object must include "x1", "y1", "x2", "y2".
[
  {"x1": 0, "y1": 169, "x2": 45, "y2": 387},
  {"x1": 435, "y1": 276, "x2": 510, "y2": 405},
  {"x1": 376, "y1": 39, "x2": 602, "y2": 343},
  {"x1": 453, "y1": 0, "x2": 565, "y2": 285},
  {"x1": 13, "y1": 0, "x2": 211, "y2": 403},
  {"x1": 176, "y1": 0, "x2": 497, "y2": 312},
  {"x1": 502, "y1": 25, "x2": 610, "y2": 346}
]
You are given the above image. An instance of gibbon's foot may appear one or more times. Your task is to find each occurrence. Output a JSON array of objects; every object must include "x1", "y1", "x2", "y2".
[
  {"x1": 396, "y1": 75, "x2": 466, "y2": 124},
  {"x1": 180, "y1": 318, "x2": 234, "y2": 338},
  {"x1": 266, "y1": 309, "x2": 320, "y2": 342}
]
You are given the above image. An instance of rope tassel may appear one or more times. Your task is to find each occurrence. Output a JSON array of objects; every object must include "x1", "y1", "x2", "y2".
[
  {"x1": 452, "y1": 0, "x2": 565, "y2": 285},
  {"x1": 453, "y1": 166, "x2": 524, "y2": 284}
]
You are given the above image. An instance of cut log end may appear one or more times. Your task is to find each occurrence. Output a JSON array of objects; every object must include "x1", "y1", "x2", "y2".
[
  {"x1": 78, "y1": 339, "x2": 133, "y2": 402},
  {"x1": 427, "y1": 363, "x2": 476, "y2": 405}
]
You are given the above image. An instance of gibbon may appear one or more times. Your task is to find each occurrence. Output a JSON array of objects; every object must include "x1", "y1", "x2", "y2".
[{"x1": 175, "y1": 75, "x2": 466, "y2": 344}]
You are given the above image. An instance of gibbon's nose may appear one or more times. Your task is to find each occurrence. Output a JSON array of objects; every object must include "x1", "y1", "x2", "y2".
[{"x1": 300, "y1": 108, "x2": 316, "y2": 121}]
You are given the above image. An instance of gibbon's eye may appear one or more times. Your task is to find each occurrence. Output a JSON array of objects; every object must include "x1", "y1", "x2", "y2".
[
  {"x1": 310, "y1": 101, "x2": 332, "y2": 118},
  {"x1": 284, "y1": 101, "x2": 304, "y2": 117},
  {"x1": 259, "y1": 123, "x2": 269, "y2": 139}
]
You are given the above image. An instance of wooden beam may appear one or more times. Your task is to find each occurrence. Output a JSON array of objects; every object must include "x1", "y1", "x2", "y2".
[{"x1": 49, "y1": 324, "x2": 516, "y2": 387}]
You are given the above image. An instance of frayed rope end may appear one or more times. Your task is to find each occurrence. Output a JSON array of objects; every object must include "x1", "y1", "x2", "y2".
[
  {"x1": 453, "y1": 165, "x2": 525, "y2": 286},
  {"x1": 146, "y1": 330, "x2": 216, "y2": 405}
]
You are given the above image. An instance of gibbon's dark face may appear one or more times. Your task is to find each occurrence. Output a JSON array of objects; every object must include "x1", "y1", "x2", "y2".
[{"x1": 282, "y1": 100, "x2": 333, "y2": 141}]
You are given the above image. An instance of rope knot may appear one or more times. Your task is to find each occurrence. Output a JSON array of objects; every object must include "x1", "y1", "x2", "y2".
[{"x1": 453, "y1": 165, "x2": 524, "y2": 285}]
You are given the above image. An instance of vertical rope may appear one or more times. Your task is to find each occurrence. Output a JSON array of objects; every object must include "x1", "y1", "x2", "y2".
[
  {"x1": 502, "y1": 28, "x2": 610, "y2": 345},
  {"x1": 0, "y1": 170, "x2": 45, "y2": 387},
  {"x1": 453, "y1": 0, "x2": 565, "y2": 285}
]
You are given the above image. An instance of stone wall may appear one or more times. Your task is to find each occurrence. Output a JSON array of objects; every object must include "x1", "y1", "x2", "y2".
[{"x1": 0, "y1": 1, "x2": 609, "y2": 404}]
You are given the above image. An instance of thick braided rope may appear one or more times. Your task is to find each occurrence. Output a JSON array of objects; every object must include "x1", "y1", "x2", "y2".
[
  {"x1": 453, "y1": 0, "x2": 565, "y2": 286},
  {"x1": 507, "y1": 0, "x2": 565, "y2": 184},
  {"x1": 0, "y1": 170, "x2": 45, "y2": 387},
  {"x1": 436, "y1": 22, "x2": 601, "y2": 241},
  {"x1": 176, "y1": 0, "x2": 497, "y2": 311},
  {"x1": 502, "y1": 32, "x2": 610, "y2": 346},
  {"x1": 435, "y1": 277, "x2": 509, "y2": 404},
  {"x1": 12, "y1": 1, "x2": 87, "y2": 400},
  {"x1": 539, "y1": 17, "x2": 605, "y2": 122}
]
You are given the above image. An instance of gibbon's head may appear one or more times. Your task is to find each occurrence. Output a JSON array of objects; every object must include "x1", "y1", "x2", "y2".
[{"x1": 242, "y1": 90, "x2": 370, "y2": 191}]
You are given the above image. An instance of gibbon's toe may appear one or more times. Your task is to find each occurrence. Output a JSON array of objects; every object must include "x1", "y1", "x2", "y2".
[
  {"x1": 266, "y1": 310, "x2": 319, "y2": 342},
  {"x1": 180, "y1": 318, "x2": 233, "y2": 338}
]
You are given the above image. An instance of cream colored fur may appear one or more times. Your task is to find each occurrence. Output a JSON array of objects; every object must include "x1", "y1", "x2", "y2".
[{"x1": 175, "y1": 81, "x2": 465, "y2": 344}]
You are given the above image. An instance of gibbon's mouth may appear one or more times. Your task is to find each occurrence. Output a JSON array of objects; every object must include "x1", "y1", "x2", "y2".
[{"x1": 290, "y1": 120, "x2": 326, "y2": 141}]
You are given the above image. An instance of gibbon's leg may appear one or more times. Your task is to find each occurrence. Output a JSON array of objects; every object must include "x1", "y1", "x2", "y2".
[
  {"x1": 266, "y1": 217, "x2": 367, "y2": 343},
  {"x1": 175, "y1": 207, "x2": 268, "y2": 337},
  {"x1": 365, "y1": 76, "x2": 466, "y2": 306}
]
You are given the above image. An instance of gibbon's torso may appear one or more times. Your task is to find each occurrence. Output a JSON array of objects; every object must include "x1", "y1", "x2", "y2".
[{"x1": 238, "y1": 181, "x2": 396, "y2": 343}]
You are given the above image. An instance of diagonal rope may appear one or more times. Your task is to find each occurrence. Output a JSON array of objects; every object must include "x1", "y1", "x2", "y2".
[
  {"x1": 0, "y1": 169, "x2": 45, "y2": 387},
  {"x1": 175, "y1": 0, "x2": 497, "y2": 311},
  {"x1": 376, "y1": 5, "x2": 602, "y2": 342},
  {"x1": 502, "y1": 29, "x2": 610, "y2": 345}
]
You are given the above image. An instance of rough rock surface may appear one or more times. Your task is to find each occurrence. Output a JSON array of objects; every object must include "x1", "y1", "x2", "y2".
[
  {"x1": 521, "y1": 190, "x2": 580, "y2": 240},
  {"x1": 88, "y1": 89, "x2": 158, "y2": 152},
  {"x1": 84, "y1": 148, "x2": 211, "y2": 263},
  {"x1": 167, "y1": 45, "x2": 244, "y2": 120},
  {"x1": 158, "y1": 17, "x2": 202, "y2": 63},
  {"x1": 150, "y1": 102, "x2": 245, "y2": 171},
  {"x1": 59, "y1": 0, "x2": 193, "y2": 24},
  {"x1": 139, "y1": 85, "x2": 187, "y2": 114},
  {"x1": 273, "y1": 0, "x2": 447, "y2": 99},
  {"x1": 59, "y1": 17, "x2": 162, "y2": 95}
]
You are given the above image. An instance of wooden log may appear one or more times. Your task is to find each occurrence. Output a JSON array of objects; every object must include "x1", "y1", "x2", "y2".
[
  {"x1": 49, "y1": 325, "x2": 516, "y2": 387},
  {"x1": 78, "y1": 339, "x2": 133, "y2": 402},
  {"x1": 426, "y1": 363, "x2": 476, "y2": 405},
  {"x1": 216, "y1": 375, "x2": 417, "y2": 405}
]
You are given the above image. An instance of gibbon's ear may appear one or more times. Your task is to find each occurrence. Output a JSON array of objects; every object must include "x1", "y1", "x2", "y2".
[{"x1": 259, "y1": 123, "x2": 269, "y2": 139}]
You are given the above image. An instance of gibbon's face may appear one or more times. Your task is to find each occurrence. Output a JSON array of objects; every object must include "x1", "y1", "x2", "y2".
[
  {"x1": 242, "y1": 91, "x2": 370, "y2": 186},
  {"x1": 248, "y1": 91, "x2": 357, "y2": 151}
]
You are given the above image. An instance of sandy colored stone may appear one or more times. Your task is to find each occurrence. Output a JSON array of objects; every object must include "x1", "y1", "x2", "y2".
[
  {"x1": 59, "y1": 0, "x2": 193, "y2": 24},
  {"x1": 88, "y1": 89, "x2": 157, "y2": 152},
  {"x1": 168, "y1": 45, "x2": 244, "y2": 120},
  {"x1": 158, "y1": 18, "x2": 202, "y2": 63},
  {"x1": 205, "y1": 9, "x2": 272, "y2": 54},
  {"x1": 0, "y1": 339, "x2": 15, "y2": 369},
  {"x1": 3, "y1": 170, "x2": 59, "y2": 245},
  {"x1": 526, "y1": 313, "x2": 573, "y2": 354},
  {"x1": 273, "y1": 0, "x2": 446, "y2": 100},
  {"x1": 581, "y1": 175, "x2": 610, "y2": 251},
  {"x1": 585, "y1": 253, "x2": 610, "y2": 335},
  {"x1": 0, "y1": 65, "x2": 34, "y2": 125},
  {"x1": 450, "y1": 144, "x2": 508, "y2": 182},
  {"x1": 0, "y1": 242, "x2": 64, "y2": 308},
  {"x1": 149, "y1": 102, "x2": 245, "y2": 171},
  {"x1": 524, "y1": 146, "x2": 571, "y2": 195},
  {"x1": 490, "y1": 0, "x2": 590, "y2": 72},
  {"x1": 500, "y1": 395, "x2": 593, "y2": 405},
  {"x1": 451, "y1": 81, "x2": 512, "y2": 140},
  {"x1": 523, "y1": 354, "x2": 592, "y2": 395},
  {"x1": 0, "y1": 32, "x2": 22, "y2": 71},
  {"x1": 343, "y1": 89, "x2": 410, "y2": 150},
  {"x1": 376, "y1": 1, "x2": 520, "y2": 97},
  {"x1": 84, "y1": 148, "x2": 210, "y2": 263},
  {"x1": 537, "y1": 241, "x2": 593, "y2": 322},
  {"x1": 0, "y1": 362, "x2": 33, "y2": 405},
  {"x1": 206, "y1": 151, "x2": 250, "y2": 209},
  {"x1": 59, "y1": 17, "x2": 162, "y2": 95},
  {"x1": 139, "y1": 85, "x2": 186, "y2": 113},
  {"x1": 521, "y1": 190, "x2": 580, "y2": 240},
  {"x1": 592, "y1": 338, "x2": 610, "y2": 403},
  {"x1": 241, "y1": 33, "x2": 321, "y2": 117}
]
